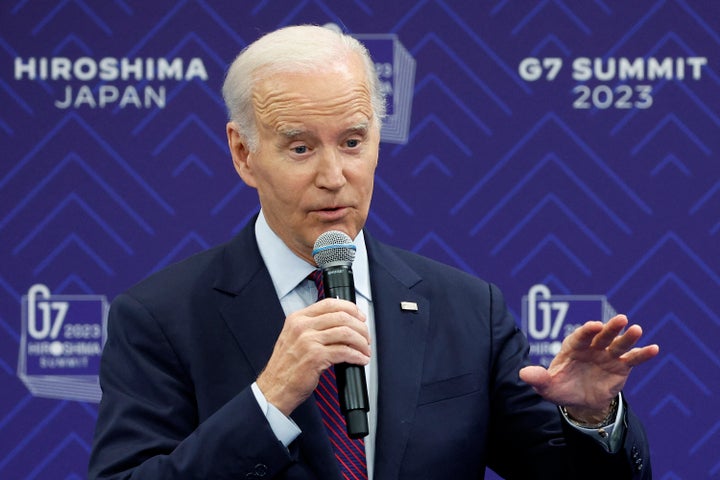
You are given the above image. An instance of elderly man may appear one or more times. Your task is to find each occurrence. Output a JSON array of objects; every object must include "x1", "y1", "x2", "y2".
[{"x1": 89, "y1": 25, "x2": 659, "y2": 479}]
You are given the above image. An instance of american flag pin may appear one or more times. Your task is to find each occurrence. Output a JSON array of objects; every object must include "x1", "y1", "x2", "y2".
[{"x1": 400, "y1": 301, "x2": 418, "y2": 312}]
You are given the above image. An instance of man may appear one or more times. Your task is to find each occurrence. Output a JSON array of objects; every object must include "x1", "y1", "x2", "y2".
[{"x1": 89, "y1": 25, "x2": 659, "y2": 479}]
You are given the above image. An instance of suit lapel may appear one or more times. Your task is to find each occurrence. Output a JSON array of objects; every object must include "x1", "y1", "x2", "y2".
[
  {"x1": 214, "y1": 222, "x2": 286, "y2": 377},
  {"x1": 366, "y1": 234, "x2": 429, "y2": 479}
]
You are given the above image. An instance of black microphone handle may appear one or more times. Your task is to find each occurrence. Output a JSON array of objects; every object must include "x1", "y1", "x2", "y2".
[{"x1": 322, "y1": 265, "x2": 370, "y2": 439}]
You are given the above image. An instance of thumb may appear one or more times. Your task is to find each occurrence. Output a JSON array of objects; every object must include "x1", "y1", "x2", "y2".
[{"x1": 519, "y1": 365, "x2": 551, "y2": 389}]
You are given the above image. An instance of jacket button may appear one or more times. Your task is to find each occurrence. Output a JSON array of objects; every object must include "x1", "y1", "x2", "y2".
[{"x1": 246, "y1": 463, "x2": 268, "y2": 478}]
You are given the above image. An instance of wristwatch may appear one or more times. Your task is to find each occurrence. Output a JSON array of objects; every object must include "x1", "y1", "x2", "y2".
[{"x1": 559, "y1": 395, "x2": 619, "y2": 429}]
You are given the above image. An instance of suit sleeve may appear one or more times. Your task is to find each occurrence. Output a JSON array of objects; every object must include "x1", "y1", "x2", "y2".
[
  {"x1": 484, "y1": 283, "x2": 651, "y2": 479},
  {"x1": 88, "y1": 292, "x2": 294, "y2": 479}
]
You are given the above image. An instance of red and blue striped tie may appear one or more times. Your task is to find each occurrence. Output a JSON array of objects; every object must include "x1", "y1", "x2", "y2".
[{"x1": 308, "y1": 270, "x2": 368, "y2": 480}]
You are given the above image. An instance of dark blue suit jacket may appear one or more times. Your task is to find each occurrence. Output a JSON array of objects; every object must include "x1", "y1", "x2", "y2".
[{"x1": 89, "y1": 221, "x2": 651, "y2": 479}]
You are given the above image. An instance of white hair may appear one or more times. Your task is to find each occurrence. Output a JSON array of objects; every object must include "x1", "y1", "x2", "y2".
[{"x1": 221, "y1": 25, "x2": 386, "y2": 151}]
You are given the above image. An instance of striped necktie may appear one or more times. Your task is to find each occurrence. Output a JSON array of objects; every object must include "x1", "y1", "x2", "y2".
[{"x1": 308, "y1": 270, "x2": 368, "y2": 479}]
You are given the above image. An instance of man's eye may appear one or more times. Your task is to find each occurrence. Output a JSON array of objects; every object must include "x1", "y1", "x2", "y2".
[
  {"x1": 292, "y1": 145, "x2": 308, "y2": 154},
  {"x1": 346, "y1": 139, "x2": 360, "y2": 148}
]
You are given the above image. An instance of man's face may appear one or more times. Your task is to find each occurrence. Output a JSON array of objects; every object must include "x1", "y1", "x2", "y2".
[{"x1": 228, "y1": 54, "x2": 380, "y2": 264}]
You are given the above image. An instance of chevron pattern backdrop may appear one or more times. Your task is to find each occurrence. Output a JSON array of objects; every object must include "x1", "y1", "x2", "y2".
[{"x1": 1, "y1": 1, "x2": 718, "y2": 478}]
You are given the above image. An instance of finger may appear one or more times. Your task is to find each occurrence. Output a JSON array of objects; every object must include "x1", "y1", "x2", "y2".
[
  {"x1": 310, "y1": 311, "x2": 371, "y2": 345},
  {"x1": 567, "y1": 320, "x2": 604, "y2": 349},
  {"x1": 306, "y1": 298, "x2": 366, "y2": 321},
  {"x1": 589, "y1": 315, "x2": 629, "y2": 350},
  {"x1": 620, "y1": 344, "x2": 660, "y2": 367},
  {"x1": 294, "y1": 300, "x2": 369, "y2": 337},
  {"x1": 316, "y1": 325, "x2": 372, "y2": 356},
  {"x1": 318, "y1": 297, "x2": 364, "y2": 315},
  {"x1": 607, "y1": 324, "x2": 643, "y2": 356},
  {"x1": 324, "y1": 343, "x2": 372, "y2": 367}
]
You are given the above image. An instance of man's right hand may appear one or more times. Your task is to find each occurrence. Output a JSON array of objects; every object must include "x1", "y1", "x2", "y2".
[{"x1": 255, "y1": 298, "x2": 370, "y2": 416}]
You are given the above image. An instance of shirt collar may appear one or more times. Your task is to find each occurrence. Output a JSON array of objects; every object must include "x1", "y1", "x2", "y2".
[{"x1": 254, "y1": 210, "x2": 371, "y2": 302}]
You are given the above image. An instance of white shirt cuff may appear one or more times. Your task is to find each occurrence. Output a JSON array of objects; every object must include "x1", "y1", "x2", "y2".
[{"x1": 251, "y1": 382, "x2": 301, "y2": 447}]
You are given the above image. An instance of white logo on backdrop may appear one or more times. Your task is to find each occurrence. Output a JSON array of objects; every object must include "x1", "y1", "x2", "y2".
[
  {"x1": 518, "y1": 56, "x2": 707, "y2": 110},
  {"x1": 521, "y1": 284, "x2": 617, "y2": 367},
  {"x1": 18, "y1": 284, "x2": 108, "y2": 402},
  {"x1": 14, "y1": 56, "x2": 208, "y2": 109}
]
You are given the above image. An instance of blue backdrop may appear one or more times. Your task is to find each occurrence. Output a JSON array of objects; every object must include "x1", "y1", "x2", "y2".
[{"x1": 2, "y1": 1, "x2": 718, "y2": 478}]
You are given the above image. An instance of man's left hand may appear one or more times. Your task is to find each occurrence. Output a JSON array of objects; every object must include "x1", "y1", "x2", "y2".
[{"x1": 519, "y1": 314, "x2": 660, "y2": 424}]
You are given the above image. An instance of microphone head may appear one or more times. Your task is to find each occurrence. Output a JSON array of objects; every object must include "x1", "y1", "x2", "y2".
[{"x1": 312, "y1": 230, "x2": 356, "y2": 268}]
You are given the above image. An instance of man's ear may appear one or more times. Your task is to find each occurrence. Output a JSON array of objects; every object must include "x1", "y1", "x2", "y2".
[{"x1": 226, "y1": 122, "x2": 257, "y2": 187}]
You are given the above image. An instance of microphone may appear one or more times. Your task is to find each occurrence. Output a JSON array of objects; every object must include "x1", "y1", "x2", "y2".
[{"x1": 312, "y1": 230, "x2": 369, "y2": 439}]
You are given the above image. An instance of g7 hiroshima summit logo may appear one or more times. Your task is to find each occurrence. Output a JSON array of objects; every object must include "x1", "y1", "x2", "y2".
[
  {"x1": 18, "y1": 284, "x2": 108, "y2": 403},
  {"x1": 521, "y1": 284, "x2": 617, "y2": 367}
]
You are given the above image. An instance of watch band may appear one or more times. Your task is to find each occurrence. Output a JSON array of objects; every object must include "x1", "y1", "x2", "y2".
[{"x1": 560, "y1": 395, "x2": 619, "y2": 429}]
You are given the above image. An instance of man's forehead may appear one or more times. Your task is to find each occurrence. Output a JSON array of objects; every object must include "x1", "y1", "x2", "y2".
[
  {"x1": 253, "y1": 55, "x2": 370, "y2": 106},
  {"x1": 254, "y1": 76, "x2": 371, "y2": 106},
  {"x1": 253, "y1": 75, "x2": 375, "y2": 136}
]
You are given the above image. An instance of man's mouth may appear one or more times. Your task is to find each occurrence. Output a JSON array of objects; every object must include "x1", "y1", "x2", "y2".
[{"x1": 312, "y1": 206, "x2": 348, "y2": 219}]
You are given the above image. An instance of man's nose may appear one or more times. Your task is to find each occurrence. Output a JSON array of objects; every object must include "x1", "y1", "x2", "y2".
[{"x1": 315, "y1": 148, "x2": 347, "y2": 189}]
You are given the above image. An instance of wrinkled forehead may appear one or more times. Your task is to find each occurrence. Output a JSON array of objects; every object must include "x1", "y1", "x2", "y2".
[{"x1": 252, "y1": 59, "x2": 375, "y2": 132}]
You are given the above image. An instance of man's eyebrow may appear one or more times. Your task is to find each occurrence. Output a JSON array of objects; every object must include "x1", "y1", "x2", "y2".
[
  {"x1": 345, "y1": 122, "x2": 369, "y2": 134},
  {"x1": 277, "y1": 122, "x2": 369, "y2": 139},
  {"x1": 277, "y1": 127, "x2": 305, "y2": 139}
]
